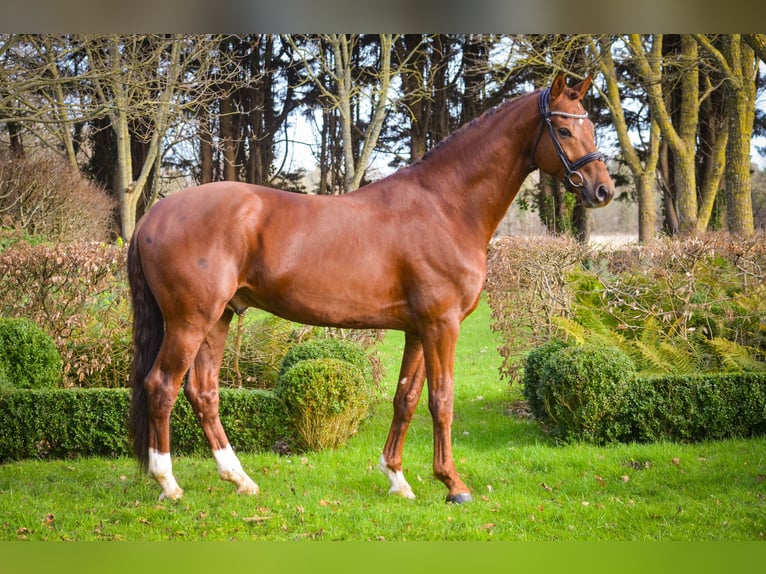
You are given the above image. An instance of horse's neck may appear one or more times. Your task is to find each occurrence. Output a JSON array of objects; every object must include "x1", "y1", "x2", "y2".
[{"x1": 405, "y1": 93, "x2": 538, "y2": 245}]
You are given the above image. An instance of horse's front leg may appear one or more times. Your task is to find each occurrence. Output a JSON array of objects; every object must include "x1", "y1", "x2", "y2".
[
  {"x1": 380, "y1": 332, "x2": 426, "y2": 499},
  {"x1": 422, "y1": 318, "x2": 473, "y2": 504},
  {"x1": 185, "y1": 310, "x2": 259, "y2": 496}
]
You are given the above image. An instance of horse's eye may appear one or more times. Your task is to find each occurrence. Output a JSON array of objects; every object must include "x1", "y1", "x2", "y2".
[{"x1": 557, "y1": 128, "x2": 572, "y2": 138}]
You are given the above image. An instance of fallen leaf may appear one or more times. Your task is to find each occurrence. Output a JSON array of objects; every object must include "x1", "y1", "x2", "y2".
[
  {"x1": 540, "y1": 482, "x2": 553, "y2": 492},
  {"x1": 581, "y1": 501, "x2": 590, "y2": 507},
  {"x1": 621, "y1": 475, "x2": 630, "y2": 483},
  {"x1": 243, "y1": 515, "x2": 272, "y2": 523},
  {"x1": 479, "y1": 523, "x2": 495, "y2": 530},
  {"x1": 594, "y1": 474, "x2": 606, "y2": 487},
  {"x1": 672, "y1": 457, "x2": 681, "y2": 466}
]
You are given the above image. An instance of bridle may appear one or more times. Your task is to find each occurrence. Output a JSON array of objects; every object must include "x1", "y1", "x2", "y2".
[{"x1": 531, "y1": 87, "x2": 606, "y2": 190}]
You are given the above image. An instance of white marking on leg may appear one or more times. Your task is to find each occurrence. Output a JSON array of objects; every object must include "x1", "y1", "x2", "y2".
[
  {"x1": 148, "y1": 448, "x2": 183, "y2": 501},
  {"x1": 378, "y1": 454, "x2": 415, "y2": 499},
  {"x1": 213, "y1": 444, "x2": 259, "y2": 495},
  {"x1": 399, "y1": 377, "x2": 408, "y2": 385}
]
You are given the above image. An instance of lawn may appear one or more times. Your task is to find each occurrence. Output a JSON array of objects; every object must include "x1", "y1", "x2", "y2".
[{"x1": 1, "y1": 298, "x2": 765, "y2": 542}]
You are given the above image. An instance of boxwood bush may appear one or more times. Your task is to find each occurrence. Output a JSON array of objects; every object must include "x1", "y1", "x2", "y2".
[
  {"x1": 536, "y1": 342, "x2": 636, "y2": 444},
  {"x1": 522, "y1": 338, "x2": 571, "y2": 422},
  {"x1": 275, "y1": 358, "x2": 369, "y2": 451},
  {"x1": 279, "y1": 337, "x2": 382, "y2": 412},
  {"x1": 0, "y1": 317, "x2": 61, "y2": 389},
  {"x1": 280, "y1": 338, "x2": 376, "y2": 386}
]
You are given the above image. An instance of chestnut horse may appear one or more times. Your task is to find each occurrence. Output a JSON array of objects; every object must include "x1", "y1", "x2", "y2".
[{"x1": 128, "y1": 73, "x2": 613, "y2": 503}]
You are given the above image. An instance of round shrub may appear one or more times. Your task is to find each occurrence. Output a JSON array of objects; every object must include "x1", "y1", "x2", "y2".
[
  {"x1": 280, "y1": 337, "x2": 381, "y2": 408},
  {"x1": 274, "y1": 358, "x2": 369, "y2": 451},
  {"x1": 280, "y1": 338, "x2": 369, "y2": 379},
  {"x1": 522, "y1": 338, "x2": 570, "y2": 423},
  {"x1": 539, "y1": 343, "x2": 636, "y2": 444},
  {"x1": 0, "y1": 317, "x2": 62, "y2": 389}
]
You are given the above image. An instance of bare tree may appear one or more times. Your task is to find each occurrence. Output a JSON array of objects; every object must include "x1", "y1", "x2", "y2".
[
  {"x1": 590, "y1": 36, "x2": 661, "y2": 243},
  {"x1": 0, "y1": 35, "x2": 92, "y2": 168},
  {"x1": 628, "y1": 34, "x2": 708, "y2": 235},
  {"x1": 288, "y1": 34, "x2": 397, "y2": 194},
  {"x1": 695, "y1": 34, "x2": 758, "y2": 237}
]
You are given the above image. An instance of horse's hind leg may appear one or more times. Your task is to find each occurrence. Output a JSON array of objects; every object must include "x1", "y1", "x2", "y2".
[
  {"x1": 184, "y1": 310, "x2": 258, "y2": 495},
  {"x1": 379, "y1": 332, "x2": 426, "y2": 499},
  {"x1": 144, "y1": 327, "x2": 208, "y2": 500}
]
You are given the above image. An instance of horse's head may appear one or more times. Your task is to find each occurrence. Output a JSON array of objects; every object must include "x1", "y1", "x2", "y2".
[{"x1": 532, "y1": 73, "x2": 614, "y2": 208}]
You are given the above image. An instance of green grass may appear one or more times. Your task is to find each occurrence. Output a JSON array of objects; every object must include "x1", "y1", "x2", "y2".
[{"x1": 1, "y1": 299, "x2": 765, "y2": 541}]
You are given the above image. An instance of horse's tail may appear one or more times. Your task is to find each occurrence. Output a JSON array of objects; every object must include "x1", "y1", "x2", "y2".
[{"x1": 127, "y1": 238, "x2": 164, "y2": 472}]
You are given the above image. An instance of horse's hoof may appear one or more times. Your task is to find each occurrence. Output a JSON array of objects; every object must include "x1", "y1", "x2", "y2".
[
  {"x1": 158, "y1": 487, "x2": 184, "y2": 501},
  {"x1": 236, "y1": 481, "x2": 260, "y2": 496},
  {"x1": 446, "y1": 492, "x2": 473, "y2": 504}
]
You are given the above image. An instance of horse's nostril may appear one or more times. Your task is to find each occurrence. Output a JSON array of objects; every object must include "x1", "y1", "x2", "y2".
[{"x1": 595, "y1": 184, "x2": 610, "y2": 203}]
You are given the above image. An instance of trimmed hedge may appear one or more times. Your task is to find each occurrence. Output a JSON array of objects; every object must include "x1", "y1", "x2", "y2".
[
  {"x1": 0, "y1": 337, "x2": 380, "y2": 461},
  {"x1": 523, "y1": 341, "x2": 766, "y2": 444},
  {"x1": 0, "y1": 387, "x2": 291, "y2": 462},
  {"x1": 626, "y1": 372, "x2": 766, "y2": 443}
]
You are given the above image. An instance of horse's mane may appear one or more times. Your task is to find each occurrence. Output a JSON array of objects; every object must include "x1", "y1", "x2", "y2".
[{"x1": 408, "y1": 90, "x2": 534, "y2": 169}]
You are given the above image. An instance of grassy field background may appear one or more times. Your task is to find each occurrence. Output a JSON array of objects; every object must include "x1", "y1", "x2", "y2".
[{"x1": 1, "y1": 299, "x2": 765, "y2": 541}]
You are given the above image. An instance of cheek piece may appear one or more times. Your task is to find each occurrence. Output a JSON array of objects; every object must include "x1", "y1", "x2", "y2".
[{"x1": 531, "y1": 87, "x2": 606, "y2": 192}]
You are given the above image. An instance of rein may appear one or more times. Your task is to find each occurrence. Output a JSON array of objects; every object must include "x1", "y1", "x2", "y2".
[{"x1": 531, "y1": 87, "x2": 605, "y2": 190}]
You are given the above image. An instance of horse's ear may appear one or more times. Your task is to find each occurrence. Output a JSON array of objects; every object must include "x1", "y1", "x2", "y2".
[
  {"x1": 550, "y1": 73, "x2": 567, "y2": 100},
  {"x1": 572, "y1": 74, "x2": 593, "y2": 100}
]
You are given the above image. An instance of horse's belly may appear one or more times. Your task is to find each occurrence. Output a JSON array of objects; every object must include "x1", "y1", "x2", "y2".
[{"x1": 231, "y1": 282, "x2": 411, "y2": 331}]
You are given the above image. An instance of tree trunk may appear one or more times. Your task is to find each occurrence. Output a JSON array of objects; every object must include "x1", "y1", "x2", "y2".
[
  {"x1": 659, "y1": 140, "x2": 680, "y2": 235},
  {"x1": 397, "y1": 34, "x2": 429, "y2": 162},
  {"x1": 743, "y1": 34, "x2": 766, "y2": 64},
  {"x1": 724, "y1": 36, "x2": 756, "y2": 236},
  {"x1": 572, "y1": 201, "x2": 590, "y2": 244},
  {"x1": 220, "y1": 92, "x2": 237, "y2": 181},
  {"x1": 7, "y1": 121, "x2": 24, "y2": 158},
  {"x1": 637, "y1": 171, "x2": 658, "y2": 243},
  {"x1": 199, "y1": 107, "x2": 213, "y2": 184}
]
